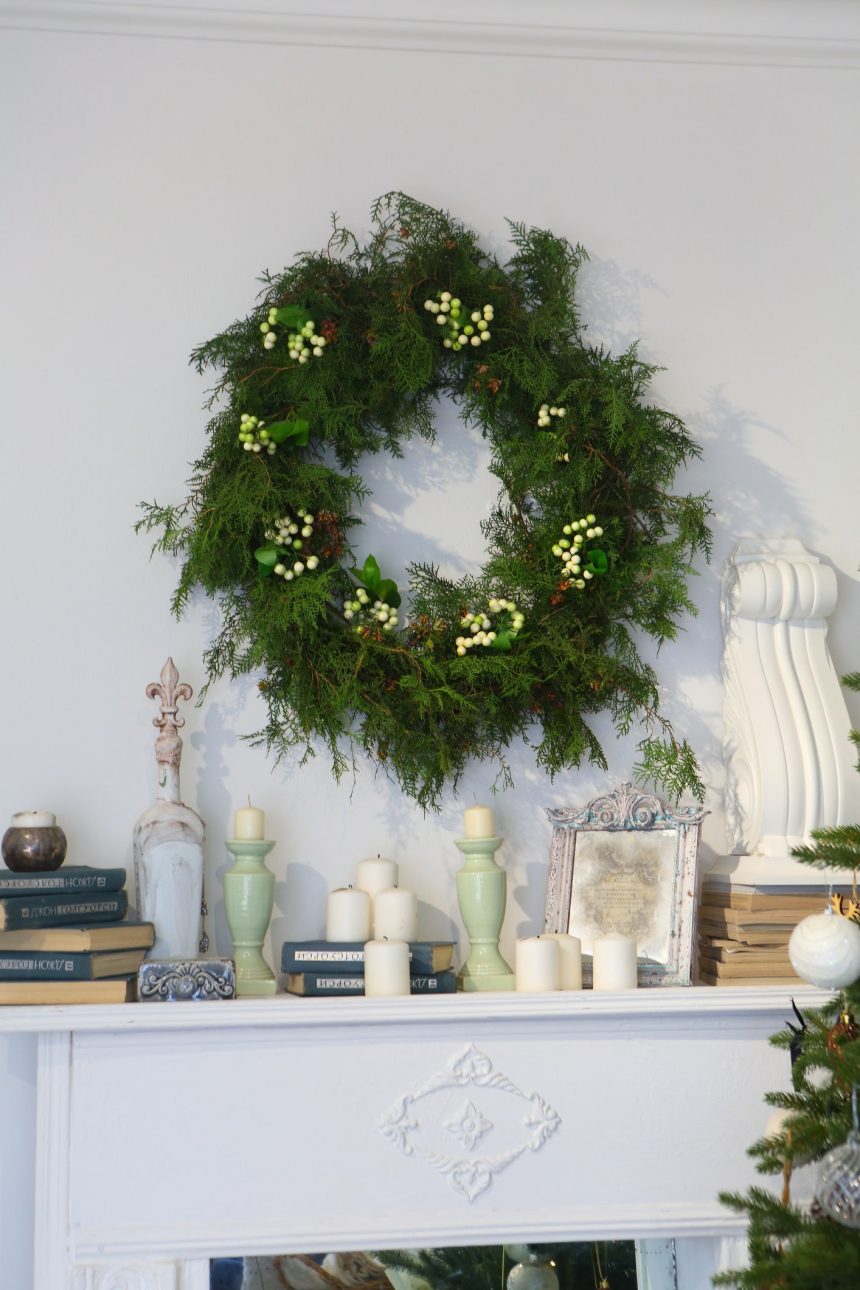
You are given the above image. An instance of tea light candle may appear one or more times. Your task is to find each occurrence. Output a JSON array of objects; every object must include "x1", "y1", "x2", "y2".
[
  {"x1": 544, "y1": 932, "x2": 583, "y2": 989},
  {"x1": 515, "y1": 935, "x2": 561, "y2": 992},
  {"x1": 326, "y1": 887, "x2": 371, "y2": 943},
  {"x1": 234, "y1": 803, "x2": 265, "y2": 840},
  {"x1": 11, "y1": 811, "x2": 56, "y2": 828},
  {"x1": 373, "y1": 887, "x2": 418, "y2": 942},
  {"x1": 463, "y1": 804, "x2": 495, "y2": 839},
  {"x1": 592, "y1": 933, "x2": 638, "y2": 990},
  {"x1": 364, "y1": 938, "x2": 410, "y2": 996},
  {"x1": 355, "y1": 855, "x2": 399, "y2": 899}
]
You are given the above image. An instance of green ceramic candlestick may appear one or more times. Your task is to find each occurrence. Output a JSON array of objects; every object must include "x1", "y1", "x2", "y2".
[
  {"x1": 224, "y1": 838, "x2": 277, "y2": 996},
  {"x1": 454, "y1": 835, "x2": 515, "y2": 991}
]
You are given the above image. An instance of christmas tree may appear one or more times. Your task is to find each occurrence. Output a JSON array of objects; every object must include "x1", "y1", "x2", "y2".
[{"x1": 716, "y1": 672, "x2": 860, "y2": 1288}]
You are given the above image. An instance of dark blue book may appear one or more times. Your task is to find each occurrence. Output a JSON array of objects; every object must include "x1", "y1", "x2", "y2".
[
  {"x1": 283, "y1": 970, "x2": 457, "y2": 996},
  {"x1": 0, "y1": 866, "x2": 127, "y2": 896},
  {"x1": 0, "y1": 890, "x2": 128, "y2": 930},
  {"x1": 280, "y1": 940, "x2": 454, "y2": 976},
  {"x1": 0, "y1": 947, "x2": 145, "y2": 980}
]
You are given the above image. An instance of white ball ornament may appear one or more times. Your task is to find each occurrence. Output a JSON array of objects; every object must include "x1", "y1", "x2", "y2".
[
  {"x1": 766, "y1": 1107, "x2": 794, "y2": 1139},
  {"x1": 788, "y1": 907, "x2": 860, "y2": 988}
]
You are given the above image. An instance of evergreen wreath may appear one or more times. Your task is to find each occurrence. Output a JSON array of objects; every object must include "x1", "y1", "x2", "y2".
[{"x1": 139, "y1": 193, "x2": 711, "y2": 811}]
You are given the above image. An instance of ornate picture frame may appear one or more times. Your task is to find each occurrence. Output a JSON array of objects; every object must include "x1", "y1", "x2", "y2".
[{"x1": 544, "y1": 782, "x2": 707, "y2": 986}]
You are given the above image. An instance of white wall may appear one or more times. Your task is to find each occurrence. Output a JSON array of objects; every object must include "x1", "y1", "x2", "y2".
[{"x1": 1, "y1": 3, "x2": 859, "y2": 1284}]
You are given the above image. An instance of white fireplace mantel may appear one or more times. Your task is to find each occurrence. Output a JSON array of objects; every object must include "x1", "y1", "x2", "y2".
[{"x1": 13, "y1": 986, "x2": 829, "y2": 1289}]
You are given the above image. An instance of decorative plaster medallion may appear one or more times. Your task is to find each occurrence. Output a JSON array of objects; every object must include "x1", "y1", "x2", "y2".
[{"x1": 379, "y1": 1043, "x2": 561, "y2": 1201}]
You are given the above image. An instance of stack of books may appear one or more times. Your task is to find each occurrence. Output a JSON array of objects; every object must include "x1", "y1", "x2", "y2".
[
  {"x1": 0, "y1": 865, "x2": 155, "y2": 1004},
  {"x1": 698, "y1": 884, "x2": 827, "y2": 986},
  {"x1": 281, "y1": 940, "x2": 457, "y2": 996}
]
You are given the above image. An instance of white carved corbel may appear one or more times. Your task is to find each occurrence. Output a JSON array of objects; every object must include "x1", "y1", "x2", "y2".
[{"x1": 721, "y1": 539, "x2": 860, "y2": 865}]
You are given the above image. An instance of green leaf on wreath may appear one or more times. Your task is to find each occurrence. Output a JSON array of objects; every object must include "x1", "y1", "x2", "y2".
[
  {"x1": 587, "y1": 548, "x2": 609, "y2": 576},
  {"x1": 254, "y1": 544, "x2": 279, "y2": 572},
  {"x1": 359, "y1": 554, "x2": 381, "y2": 588},
  {"x1": 266, "y1": 419, "x2": 310, "y2": 446},
  {"x1": 489, "y1": 632, "x2": 514, "y2": 652},
  {"x1": 352, "y1": 555, "x2": 401, "y2": 608},
  {"x1": 269, "y1": 305, "x2": 310, "y2": 329},
  {"x1": 376, "y1": 579, "x2": 402, "y2": 609}
]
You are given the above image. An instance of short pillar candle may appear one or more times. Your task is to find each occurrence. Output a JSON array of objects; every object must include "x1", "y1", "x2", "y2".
[
  {"x1": 373, "y1": 887, "x2": 418, "y2": 942},
  {"x1": 463, "y1": 805, "x2": 495, "y2": 839},
  {"x1": 364, "y1": 938, "x2": 410, "y2": 996},
  {"x1": 355, "y1": 856, "x2": 399, "y2": 900},
  {"x1": 234, "y1": 803, "x2": 265, "y2": 840},
  {"x1": 592, "y1": 933, "x2": 638, "y2": 990},
  {"x1": 544, "y1": 933, "x2": 583, "y2": 989},
  {"x1": 326, "y1": 887, "x2": 371, "y2": 943},
  {"x1": 515, "y1": 936, "x2": 561, "y2": 992}
]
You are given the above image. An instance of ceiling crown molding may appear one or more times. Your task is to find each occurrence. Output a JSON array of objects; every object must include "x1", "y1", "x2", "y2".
[{"x1": 2, "y1": 0, "x2": 860, "y2": 68}]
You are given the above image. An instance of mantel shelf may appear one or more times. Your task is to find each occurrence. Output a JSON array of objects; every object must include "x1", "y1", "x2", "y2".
[{"x1": 0, "y1": 982, "x2": 830, "y2": 1035}]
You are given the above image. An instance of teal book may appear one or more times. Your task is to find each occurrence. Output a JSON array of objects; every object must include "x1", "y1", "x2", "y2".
[
  {"x1": 280, "y1": 940, "x2": 455, "y2": 976},
  {"x1": 283, "y1": 970, "x2": 457, "y2": 997},
  {"x1": 0, "y1": 947, "x2": 145, "y2": 980},
  {"x1": 0, "y1": 866, "x2": 127, "y2": 896},
  {"x1": 0, "y1": 890, "x2": 129, "y2": 931}
]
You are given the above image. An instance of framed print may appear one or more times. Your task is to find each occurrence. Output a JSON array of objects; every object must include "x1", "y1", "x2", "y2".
[{"x1": 544, "y1": 782, "x2": 706, "y2": 986}]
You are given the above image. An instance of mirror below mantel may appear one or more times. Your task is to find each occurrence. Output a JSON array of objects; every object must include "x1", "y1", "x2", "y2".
[{"x1": 211, "y1": 1239, "x2": 676, "y2": 1289}]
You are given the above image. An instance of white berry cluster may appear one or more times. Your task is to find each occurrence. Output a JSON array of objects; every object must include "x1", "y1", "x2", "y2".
[
  {"x1": 455, "y1": 598, "x2": 524, "y2": 655},
  {"x1": 423, "y1": 292, "x2": 494, "y2": 352},
  {"x1": 259, "y1": 309, "x2": 327, "y2": 360},
  {"x1": 238, "y1": 413, "x2": 276, "y2": 456},
  {"x1": 537, "y1": 403, "x2": 566, "y2": 428},
  {"x1": 551, "y1": 515, "x2": 603, "y2": 589},
  {"x1": 264, "y1": 512, "x2": 320, "y2": 581},
  {"x1": 343, "y1": 588, "x2": 400, "y2": 634}
]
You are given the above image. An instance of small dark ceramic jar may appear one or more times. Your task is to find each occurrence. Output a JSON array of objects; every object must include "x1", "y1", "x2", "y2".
[{"x1": 1, "y1": 812, "x2": 67, "y2": 872}]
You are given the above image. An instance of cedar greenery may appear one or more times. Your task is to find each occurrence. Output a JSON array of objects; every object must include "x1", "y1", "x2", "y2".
[{"x1": 138, "y1": 193, "x2": 711, "y2": 810}]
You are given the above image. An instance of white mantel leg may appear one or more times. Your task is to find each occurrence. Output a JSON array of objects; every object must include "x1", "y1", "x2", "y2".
[{"x1": 35, "y1": 1031, "x2": 208, "y2": 1290}]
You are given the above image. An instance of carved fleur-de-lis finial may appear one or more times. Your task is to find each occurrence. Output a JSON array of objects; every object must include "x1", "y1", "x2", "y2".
[{"x1": 146, "y1": 657, "x2": 193, "y2": 770}]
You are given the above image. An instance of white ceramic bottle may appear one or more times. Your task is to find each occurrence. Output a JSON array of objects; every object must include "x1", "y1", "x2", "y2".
[{"x1": 133, "y1": 658, "x2": 205, "y2": 958}]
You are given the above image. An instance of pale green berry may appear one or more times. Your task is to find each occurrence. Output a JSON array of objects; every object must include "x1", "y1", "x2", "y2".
[
  {"x1": 562, "y1": 524, "x2": 572, "y2": 535},
  {"x1": 260, "y1": 322, "x2": 270, "y2": 334},
  {"x1": 552, "y1": 544, "x2": 563, "y2": 556},
  {"x1": 284, "y1": 570, "x2": 294, "y2": 581},
  {"x1": 274, "y1": 563, "x2": 285, "y2": 575},
  {"x1": 292, "y1": 539, "x2": 302, "y2": 550},
  {"x1": 313, "y1": 346, "x2": 323, "y2": 357},
  {"x1": 451, "y1": 298, "x2": 461, "y2": 309},
  {"x1": 594, "y1": 526, "x2": 604, "y2": 537},
  {"x1": 301, "y1": 525, "x2": 312, "y2": 537},
  {"x1": 293, "y1": 561, "x2": 304, "y2": 574},
  {"x1": 457, "y1": 645, "x2": 467, "y2": 656},
  {"x1": 424, "y1": 300, "x2": 434, "y2": 311},
  {"x1": 586, "y1": 513, "x2": 596, "y2": 524},
  {"x1": 583, "y1": 569, "x2": 593, "y2": 580}
]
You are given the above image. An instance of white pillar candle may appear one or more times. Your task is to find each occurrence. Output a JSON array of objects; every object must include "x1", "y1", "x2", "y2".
[
  {"x1": 515, "y1": 936, "x2": 561, "y2": 992},
  {"x1": 234, "y1": 803, "x2": 265, "y2": 840},
  {"x1": 463, "y1": 804, "x2": 495, "y2": 838},
  {"x1": 326, "y1": 887, "x2": 371, "y2": 943},
  {"x1": 592, "y1": 933, "x2": 638, "y2": 990},
  {"x1": 355, "y1": 855, "x2": 399, "y2": 899},
  {"x1": 373, "y1": 887, "x2": 418, "y2": 942},
  {"x1": 544, "y1": 933, "x2": 583, "y2": 989},
  {"x1": 11, "y1": 811, "x2": 56, "y2": 828},
  {"x1": 364, "y1": 938, "x2": 411, "y2": 996}
]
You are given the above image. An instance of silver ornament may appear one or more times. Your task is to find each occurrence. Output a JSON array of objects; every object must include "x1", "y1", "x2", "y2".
[
  {"x1": 816, "y1": 1087, "x2": 860, "y2": 1228},
  {"x1": 506, "y1": 1253, "x2": 559, "y2": 1290}
]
